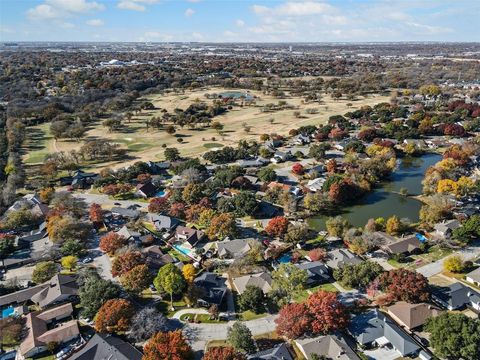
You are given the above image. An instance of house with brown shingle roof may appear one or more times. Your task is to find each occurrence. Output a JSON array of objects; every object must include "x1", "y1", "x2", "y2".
[
  {"x1": 19, "y1": 303, "x2": 80, "y2": 358},
  {"x1": 387, "y1": 302, "x2": 441, "y2": 331}
]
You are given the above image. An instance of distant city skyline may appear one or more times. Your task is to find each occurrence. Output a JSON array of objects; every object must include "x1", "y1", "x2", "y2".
[{"x1": 1, "y1": 0, "x2": 479, "y2": 43}]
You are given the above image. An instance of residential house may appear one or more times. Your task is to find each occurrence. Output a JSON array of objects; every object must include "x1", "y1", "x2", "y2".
[
  {"x1": 217, "y1": 238, "x2": 252, "y2": 259},
  {"x1": 71, "y1": 170, "x2": 98, "y2": 190},
  {"x1": 232, "y1": 272, "x2": 273, "y2": 295},
  {"x1": 19, "y1": 303, "x2": 80, "y2": 358},
  {"x1": 256, "y1": 201, "x2": 283, "y2": 219},
  {"x1": 294, "y1": 334, "x2": 360, "y2": 360},
  {"x1": 326, "y1": 249, "x2": 362, "y2": 270},
  {"x1": 147, "y1": 214, "x2": 179, "y2": 233},
  {"x1": 306, "y1": 178, "x2": 325, "y2": 193},
  {"x1": 69, "y1": 333, "x2": 143, "y2": 360},
  {"x1": 110, "y1": 207, "x2": 140, "y2": 220},
  {"x1": 380, "y1": 235, "x2": 422, "y2": 256},
  {"x1": 0, "y1": 274, "x2": 78, "y2": 309},
  {"x1": 135, "y1": 182, "x2": 157, "y2": 198},
  {"x1": 349, "y1": 309, "x2": 421, "y2": 357},
  {"x1": 193, "y1": 272, "x2": 227, "y2": 307},
  {"x1": 387, "y1": 302, "x2": 441, "y2": 331},
  {"x1": 466, "y1": 267, "x2": 480, "y2": 287},
  {"x1": 433, "y1": 219, "x2": 461, "y2": 238},
  {"x1": 271, "y1": 150, "x2": 292, "y2": 164},
  {"x1": 306, "y1": 164, "x2": 325, "y2": 178},
  {"x1": 293, "y1": 134, "x2": 311, "y2": 145},
  {"x1": 432, "y1": 282, "x2": 480, "y2": 311},
  {"x1": 143, "y1": 245, "x2": 175, "y2": 270},
  {"x1": 403, "y1": 139, "x2": 427, "y2": 150},
  {"x1": 116, "y1": 225, "x2": 141, "y2": 244},
  {"x1": 174, "y1": 226, "x2": 205, "y2": 249},
  {"x1": 295, "y1": 261, "x2": 330, "y2": 286},
  {"x1": 248, "y1": 343, "x2": 294, "y2": 360},
  {"x1": 237, "y1": 157, "x2": 269, "y2": 168}
]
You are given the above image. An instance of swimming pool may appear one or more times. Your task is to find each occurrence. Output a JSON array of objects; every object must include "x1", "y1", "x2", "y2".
[
  {"x1": 415, "y1": 233, "x2": 428, "y2": 243},
  {"x1": 278, "y1": 253, "x2": 292, "y2": 263},
  {"x1": 156, "y1": 190, "x2": 168, "y2": 198},
  {"x1": 173, "y1": 244, "x2": 194, "y2": 258},
  {"x1": 1, "y1": 306, "x2": 15, "y2": 319}
]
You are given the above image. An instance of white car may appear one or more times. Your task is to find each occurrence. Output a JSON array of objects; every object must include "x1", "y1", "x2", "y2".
[{"x1": 82, "y1": 257, "x2": 93, "y2": 264}]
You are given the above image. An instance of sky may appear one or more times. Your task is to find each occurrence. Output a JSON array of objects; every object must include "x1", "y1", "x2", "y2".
[{"x1": 0, "y1": 0, "x2": 479, "y2": 43}]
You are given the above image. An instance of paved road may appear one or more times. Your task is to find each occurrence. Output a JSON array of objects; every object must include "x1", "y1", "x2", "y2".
[
  {"x1": 185, "y1": 314, "x2": 278, "y2": 352},
  {"x1": 72, "y1": 192, "x2": 148, "y2": 210},
  {"x1": 417, "y1": 242, "x2": 480, "y2": 277}
]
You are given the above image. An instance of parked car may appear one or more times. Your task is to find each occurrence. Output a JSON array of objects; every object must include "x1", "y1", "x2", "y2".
[{"x1": 81, "y1": 257, "x2": 93, "y2": 264}]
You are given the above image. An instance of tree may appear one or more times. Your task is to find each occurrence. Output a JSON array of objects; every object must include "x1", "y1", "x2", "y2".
[
  {"x1": 148, "y1": 197, "x2": 170, "y2": 213},
  {"x1": 128, "y1": 307, "x2": 170, "y2": 343},
  {"x1": 308, "y1": 248, "x2": 326, "y2": 262},
  {"x1": 272, "y1": 263, "x2": 308, "y2": 305},
  {"x1": 89, "y1": 203, "x2": 103, "y2": 225},
  {"x1": 203, "y1": 347, "x2": 247, "y2": 360},
  {"x1": 325, "y1": 216, "x2": 349, "y2": 237},
  {"x1": 208, "y1": 304, "x2": 219, "y2": 319},
  {"x1": 426, "y1": 313, "x2": 480, "y2": 360},
  {"x1": 385, "y1": 215, "x2": 402, "y2": 235},
  {"x1": 47, "y1": 215, "x2": 91, "y2": 244},
  {"x1": 378, "y1": 269, "x2": 429, "y2": 303},
  {"x1": 143, "y1": 330, "x2": 193, "y2": 360},
  {"x1": 291, "y1": 163, "x2": 304, "y2": 175},
  {"x1": 265, "y1": 216, "x2": 289, "y2": 238},
  {"x1": 206, "y1": 213, "x2": 237, "y2": 240},
  {"x1": 79, "y1": 272, "x2": 121, "y2": 318},
  {"x1": 333, "y1": 261, "x2": 384, "y2": 289},
  {"x1": 0, "y1": 234, "x2": 15, "y2": 260},
  {"x1": 182, "y1": 183, "x2": 204, "y2": 205},
  {"x1": 227, "y1": 322, "x2": 256, "y2": 354},
  {"x1": 257, "y1": 167, "x2": 277, "y2": 182},
  {"x1": 111, "y1": 251, "x2": 145, "y2": 277},
  {"x1": 95, "y1": 299, "x2": 134, "y2": 334},
  {"x1": 39, "y1": 187, "x2": 55, "y2": 204},
  {"x1": 443, "y1": 255, "x2": 464, "y2": 273},
  {"x1": 0, "y1": 316, "x2": 26, "y2": 346},
  {"x1": 284, "y1": 223, "x2": 309, "y2": 244},
  {"x1": 61, "y1": 239, "x2": 86, "y2": 257},
  {"x1": 164, "y1": 147, "x2": 180, "y2": 161},
  {"x1": 121, "y1": 265, "x2": 152, "y2": 294},
  {"x1": 275, "y1": 302, "x2": 311, "y2": 339},
  {"x1": 61, "y1": 256, "x2": 78, "y2": 271},
  {"x1": 182, "y1": 264, "x2": 196, "y2": 284},
  {"x1": 169, "y1": 202, "x2": 186, "y2": 219},
  {"x1": 99, "y1": 232, "x2": 127, "y2": 255},
  {"x1": 306, "y1": 290, "x2": 349, "y2": 334},
  {"x1": 32, "y1": 261, "x2": 57, "y2": 284},
  {"x1": 453, "y1": 215, "x2": 480, "y2": 244},
  {"x1": 233, "y1": 191, "x2": 257, "y2": 217},
  {"x1": 238, "y1": 285, "x2": 264, "y2": 314},
  {"x1": 154, "y1": 263, "x2": 186, "y2": 309}
]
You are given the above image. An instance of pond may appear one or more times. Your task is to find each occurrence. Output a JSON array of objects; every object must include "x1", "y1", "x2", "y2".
[
  {"x1": 308, "y1": 152, "x2": 442, "y2": 231},
  {"x1": 218, "y1": 91, "x2": 254, "y2": 100}
]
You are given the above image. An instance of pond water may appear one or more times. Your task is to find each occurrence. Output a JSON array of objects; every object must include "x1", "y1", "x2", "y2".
[
  {"x1": 219, "y1": 91, "x2": 254, "y2": 100},
  {"x1": 308, "y1": 153, "x2": 442, "y2": 231}
]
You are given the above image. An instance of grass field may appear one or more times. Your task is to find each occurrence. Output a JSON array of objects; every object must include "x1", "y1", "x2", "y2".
[{"x1": 23, "y1": 87, "x2": 390, "y2": 170}]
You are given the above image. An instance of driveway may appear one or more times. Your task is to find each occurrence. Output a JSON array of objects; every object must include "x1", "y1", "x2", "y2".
[
  {"x1": 417, "y1": 243, "x2": 480, "y2": 277},
  {"x1": 363, "y1": 346, "x2": 401, "y2": 360}
]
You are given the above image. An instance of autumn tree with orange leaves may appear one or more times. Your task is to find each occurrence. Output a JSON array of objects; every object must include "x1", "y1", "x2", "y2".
[
  {"x1": 99, "y1": 232, "x2": 127, "y2": 255},
  {"x1": 378, "y1": 269, "x2": 430, "y2": 303},
  {"x1": 95, "y1": 299, "x2": 134, "y2": 334},
  {"x1": 306, "y1": 290, "x2": 349, "y2": 334},
  {"x1": 275, "y1": 302, "x2": 311, "y2": 339},
  {"x1": 120, "y1": 264, "x2": 152, "y2": 294},
  {"x1": 265, "y1": 216, "x2": 289, "y2": 238},
  {"x1": 89, "y1": 203, "x2": 104, "y2": 225},
  {"x1": 142, "y1": 330, "x2": 193, "y2": 360},
  {"x1": 111, "y1": 251, "x2": 145, "y2": 277},
  {"x1": 203, "y1": 347, "x2": 246, "y2": 360}
]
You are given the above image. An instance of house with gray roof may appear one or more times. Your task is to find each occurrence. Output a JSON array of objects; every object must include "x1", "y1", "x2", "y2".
[
  {"x1": 326, "y1": 249, "x2": 362, "y2": 270},
  {"x1": 466, "y1": 267, "x2": 480, "y2": 287},
  {"x1": 147, "y1": 213, "x2": 179, "y2": 232},
  {"x1": 193, "y1": 272, "x2": 227, "y2": 307},
  {"x1": 295, "y1": 261, "x2": 330, "y2": 286},
  {"x1": 217, "y1": 238, "x2": 252, "y2": 259},
  {"x1": 232, "y1": 272, "x2": 273, "y2": 295},
  {"x1": 433, "y1": 219, "x2": 461, "y2": 238},
  {"x1": 69, "y1": 333, "x2": 142, "y2": 360},
  {"x1": 248, "y1": 343, "x2": 294, "y2": 360},
  {"x1": 349, "y1": 309, "x2": 421, "y2": 357},
  {"x1": 295, "y1": 334, "x2": 360, "y2": 360},
  {"x1": 431, "y1": 282, "x2": 480, "y2": 311}
]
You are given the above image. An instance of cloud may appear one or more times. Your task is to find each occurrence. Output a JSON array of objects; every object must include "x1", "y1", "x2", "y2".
[
  {"x1": 187, "y1": 0, "x2": 200, "y2": 2},
  {"x1": 139, "y1": 31, "x2": 173, "y2": 42},
  {"x1": 235, "y1": 19, "x2": 245, "y2": 27},
  {"x1": 191, "y1": 32, "x2": 203, "y2": 40},
  {"x1": 117, "y1": 0, "x2": 159, "y2": 12},
  {"x1": 86, "y1": 19, "x2": 104, "y2": 26},
  {"x1": 184, "y1": 8, "x2": 195, "y2": 17},
  {"x1": 252, "y1": 1, "x2": 334, "y2": 16},
  {"x1": 27, "y1": 0, "x2": 104, "y2": 20}
]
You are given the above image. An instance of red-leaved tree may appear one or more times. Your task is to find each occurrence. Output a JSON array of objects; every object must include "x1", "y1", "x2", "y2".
[
  {"x1": 120, "y1": 264, "x2": 152, "y2": 294},
  {"x1": 169, "y1": 203, "x2": 186, "y2": 219},
  {"x1": 275, "y1": 302, "x2": 311, "y2": 339},
  {"x1": 99, "y1": 232, "x2": 127, "y2": 255},
  {"x1": 203, "y1": 347, "x2": 247, "y2": 360},
  {"x1": 292, "y1": 163, "x2": 305, "y2": 175},
  {"x1": 95, "y1": 299, "x2": 134, "y2": 334},
  {"x1": 265, "y1": 216, "x2": 290, "y2": 238},
  {"x1": 111, "y1": 251, "x2": 145, "y2": 277},
  {"x1": 306, "y1": 290, "x2": 349, "y2": 334},
  {"x1": 378, "y1": 269, "x2": 430, "y2": 303},
  {"x1": 89, "y1": 203, "x2": 104, "y2": 225},
  {"x1": 148, "y1": 197, "x2": 169, "y2": 213},
  {"x1": 308, "y1": 248, "x2": 326, "y2": 262},
  {"x1": 142, "y1": 330, "x2": 193, "y2": 360}
]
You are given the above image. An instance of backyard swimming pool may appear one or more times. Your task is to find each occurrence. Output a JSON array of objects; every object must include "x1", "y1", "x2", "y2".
[
  {"x1": 173, "y1": 244, "x2": 194, "y2": 258},
  {"x1": 1, "y1": 306, "x2": 15, "y2": 319},
  {"x1": 278, "y1": 252, "x2": 292, "y2": 263}
]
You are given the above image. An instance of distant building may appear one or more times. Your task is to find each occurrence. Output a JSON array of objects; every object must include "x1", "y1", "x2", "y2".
[{"x1": 69, "y1": 333, "x2": 142, "y2": 360}]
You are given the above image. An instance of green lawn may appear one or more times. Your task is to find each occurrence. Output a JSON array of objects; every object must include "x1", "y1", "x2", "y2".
[
  {"x1": 388, "y1": 245, "x2": 453, "y2": 270},
  {"x1": 293, "y1": 283, "x2": 338, "y2": 302},
  {"x1": 179, "y1": 313, "x2": 227, "y2": 323},
  {"x1": 239, "y1": 310, "x2": 269, "y2": 321}
]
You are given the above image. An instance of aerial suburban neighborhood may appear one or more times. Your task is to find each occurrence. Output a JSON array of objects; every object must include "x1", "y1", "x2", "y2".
[{"x1": 1, "y1": 1, "x2": 480, "y2": 360}]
